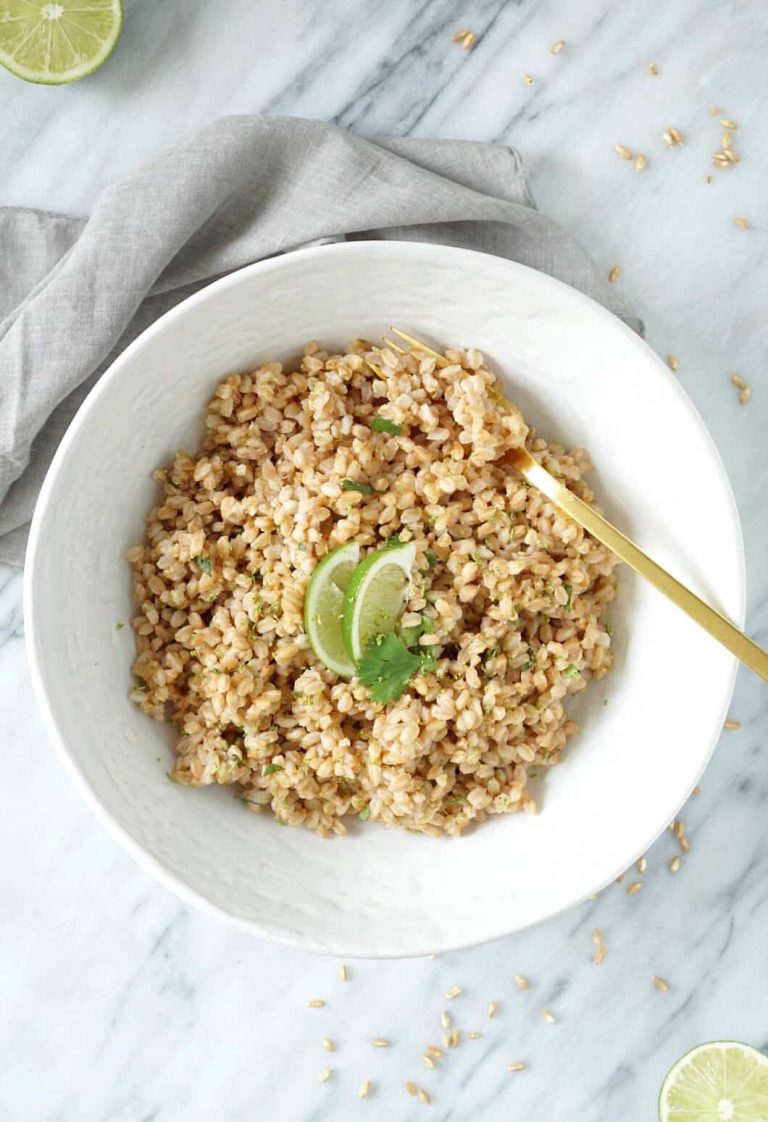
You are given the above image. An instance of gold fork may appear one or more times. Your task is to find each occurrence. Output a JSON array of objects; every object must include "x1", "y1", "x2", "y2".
[{"x1": 369, "y1": 328, "x2": 768, "y2": 684}]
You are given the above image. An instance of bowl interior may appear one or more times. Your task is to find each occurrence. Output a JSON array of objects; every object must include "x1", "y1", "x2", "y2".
[{"x1": 26, "y1": 241, "x2": 742, "y2": 956}]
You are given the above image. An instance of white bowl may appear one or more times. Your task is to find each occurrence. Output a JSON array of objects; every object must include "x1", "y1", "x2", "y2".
[{"x1": 25, "y1": 241, "x2": 744, "y2": 957}]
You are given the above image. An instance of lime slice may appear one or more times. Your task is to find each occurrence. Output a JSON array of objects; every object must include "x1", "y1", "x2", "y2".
[
  {"x1": 342, "y1": 540, "x2": 416, "y2": 662},
  {"x1": 0, "y1": 0, "x2": 123, "y2": 85},
  {"x1": 304, "y1": 543, "x2": 360, "y2": 677},
  {"x1": 659, "y1": 1041, "x2": 768, "y2": 1122}
]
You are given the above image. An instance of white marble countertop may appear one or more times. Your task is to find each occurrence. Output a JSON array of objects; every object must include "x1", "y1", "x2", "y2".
[{"x1": 1, "y1": 2, "x2": 767, "y2": 1119}]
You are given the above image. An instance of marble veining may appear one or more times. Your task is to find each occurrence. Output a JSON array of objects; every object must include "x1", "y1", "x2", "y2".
[{"x1": 1, "y1": 1, "x2": 766, "y2": 1119}]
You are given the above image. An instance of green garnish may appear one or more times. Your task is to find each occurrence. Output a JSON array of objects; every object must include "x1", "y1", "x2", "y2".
[
  {"x1": 424, "y1": 549, "x2": 438, "y2": 569},
  {"x1": 358, "y1": 806, "x2": 371, "y2": 821},
  {"x1": 262, "y1": 763, "x2": 284, "y2": 776},
  {"x1": 401, "y1": 615, "x2": 437, "y2": 673},
  {"x1": 193, "y1": 555, "x2": 212, "y2": 575},
  {"x1": 371, "y1": 416, "x2": 402, "y2": 435},
  {"x1": 563, "y1": 664, "x2": 580, "y2": 678},
  {"x1": 342, "y1": 480, "x2": 375, "y2": 495},
  {"x1": 115, "y1": 622, "x2": 125, "y2": 631},
  {"x1": 564, "y1": 581, "x2": 573, "y2": 612},
  {"x1": 356, "y1": 632, "x2": 422, "y2": 703}
]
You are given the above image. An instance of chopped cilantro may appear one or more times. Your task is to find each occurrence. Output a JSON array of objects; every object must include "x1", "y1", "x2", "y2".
[
  {"x1": 424, "y1": 549, "x2": 438, "y2": 569},
  {"x1": 370, "y1": 416, "x2": 402, "y2": 435},
  {"x1": 357, "y1": 633, "x2": 422, "y2": 703},
  {"x1": 193, "y1": 555, "x2": 212, "y2": 575},
  {"x1": 358, "y1": 806, "x2": 371, "y2": 821},
  {"x1": 262, "y1": 763, "x2": 284, "y2": 776},
  {"x1": 401, "y1": 616, "x2": 437, "y2": 673},
  {"x1": 564, "y1": 581, "x2": 573, "y2": 612},
  {"x1": 563, "y1": 664, "x2": 580, "y2": 678},
  {"x1": 342, "y1": 479, "x2": 375, "y2": 495}
]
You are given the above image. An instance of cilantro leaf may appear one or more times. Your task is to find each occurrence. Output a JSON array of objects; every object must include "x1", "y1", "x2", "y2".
[
  {"x1": 193, "y1": 555, "x2": 212, "y2": 575},
  {"x1": 356, "y1": 633, "x2": 422, "y2": 704},
  {"x1": 342, "y1": 479, "x2": 375, "y2": 494},
  {"x1": 371, "y1": 416, "x2": 402, "y2": 435},
  {"x1": 424, "y1": 549, "x2": 438, "y2": 569},
  {"x1": 563, "y1": 664, "x2": 580, "y2": 679},
  {"x1": 358, "y1": 806, "x2": 371, "y2": 821},
  {"x1": 262, "y1": 762, "x2": 284, "y2": 776},
  {"x1": 401, "y1": 615, "x2": 437, "y2": 673},
  {"x1": 563, "y1": 581, "x2": 573, "y2": 612}
]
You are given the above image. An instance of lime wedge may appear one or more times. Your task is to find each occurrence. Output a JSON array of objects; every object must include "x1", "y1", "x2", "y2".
[
  {"x1": 304, "y1": 543, "x2": 360, "y2": 677},
  {"x1": 659, "y1": 1041, "x2": 768, "y2": 1121},
  {"x1": 342, "y1": 540, "x2": 416, "y2": 662},
  {"x1": 0, "y1": 0, "x2": 123, "y2": 85}
]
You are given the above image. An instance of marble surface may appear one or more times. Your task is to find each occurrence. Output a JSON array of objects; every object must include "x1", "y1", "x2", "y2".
[{"x1": 1, "y1": 1, "x2": 767, "y2": 1119}]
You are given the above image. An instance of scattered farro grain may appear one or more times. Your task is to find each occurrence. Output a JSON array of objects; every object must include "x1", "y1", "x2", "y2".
[
  {"x1": 614, "y1": 144, "x2": 633, "y2": 160},
  {"x1": 730, "y1": 375, "x2": 746, "y2": 390},
  {"x1": 452, "y1": 30, "x2": 475, "y2": 49},
  {"x1": 733, "y1": 216, "x2": 750, "y2": 229},
  {"x1": 426, "y1": 1045, "x2": 444, "y2": 1058},
  {"x1": 468, "y1": 1032, "x2": 482, "y2": 1040},
  {"x1": 674, "y1": 819, "x2": 685, "y2": 840},
  {"x1": 652, "y1": 975, "x2": 670, "y2": 992},
  {"x1": 637, "y1": 856, "x2": 647, "y2": 874},
  {"x1": 740, "y1": 387, "x2": 752, "y2": 405},
  {"x1": 514, "y1": 975, "x2": 530, "y2": 990},
  {"x1": 669, "y1": 856, "x2": 681, "y2": 874},
  {"x1": 616, "y1": 873, "x2": 625, "y2": 884},
  {"x1": 405, "y1": 1081, "x2": 418, "y2": 1097},
  {"x1": 592, "y1": 928, "x2": 603, "y2": 947},
  {"x1": 542, "y1": 1008, "x2": 556, "y2": 1024},
  {"x1": 713, "y1": 152, "x2": 730, "y2": 168},
  {"x1": 440, "y1": 1010, "x2": 451, "y2": 1029},
  {"x1": 705, "y1": 174, "x2": 713, "y2": 184},
  {"x1": 551, "y1": 39, "x2": 566, "y2": 54},
  {"x1": 710, "y1": 106, "x2": 722, "y2": 115},
  {"x1": 648, "y1": 62, "x2": 659, "y2": 75},
  {"x1": 318, "y1": 1068, "x2": 332, "y2": 1083},
  {"x1": 608, "y1": 266, "x2": 621, "y2": 284},
  {"x1": 449, "y1": 1029, "x2": 461, "y2": 1048},
  {"x1": 372, "y1": 1039, "x2": 390, "y2": 1048},
  {"x1": 679, "y1": 835, "x2": 690, "y2": 853},
  {"x1": 417, "y1": 1089, "x2": 431, "y2": 1104},
  {"x1": 422, "y1": 1054, "x2": 436, "y2": 1070},
  {"x1": 722, "y1": 131, "x2": 733, "y2": 151},
  {"x1": 445, "y1": 986, "x2": 462, "y2": 999},
  {"x1": 635, "y1": 153, "x2": 647, "y2": 172},
  {"x1": 627, "y1": 881, "x2": 643, "y2": 895},
  {"x1": 441, "y1": 1033, "x2": 451, "y2": 1049},
  {"x1": 507, "y1": 1061, "x2": 527, "y2": 1072},
  {"x1": 724, "y1": 150, "x2": 740, "y2": 164},
  {"x1": 522, "y1": 73, "x2": 535, "y2": 85},
  {"x1": 593, "y1": 946, "x2": 606, "y2": 966},
  {"x1": 667, "y1": 355, "x2": 679, "y2": 371},
  {"x1": 662, "y1": 129, "x2": 681, "y2": 146},
  {"x1": 359, "y1": 1080, "x2": 371, "y2": 1099},
  {"x1": 322, "y1": 1038, "x2": 334, "y2": 1052},
  {"x1": 487, "y1": 1001, "x2": 498, "y2": 1019},
  {"x1": 693, "y1": 786, "x2": 701, "y2": 796},
  {"x1": 308, "y1": 999, "x2": 326, "y2": 1008},
  {"x1": 338, "y1": 963, "x2": 348, "y2": 982},
  {"x1": 720, "y1": 118, "x2": 738, "y2": 129}
]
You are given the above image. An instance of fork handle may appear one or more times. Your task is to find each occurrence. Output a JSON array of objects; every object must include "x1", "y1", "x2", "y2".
[{"x1": 509, "y1": 447, "x2": 768, "y2": 683}]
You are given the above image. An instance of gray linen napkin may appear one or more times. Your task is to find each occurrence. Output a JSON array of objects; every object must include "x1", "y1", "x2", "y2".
[{"x1": 0, "y1": 115, "x2": 637, "y2": 567}]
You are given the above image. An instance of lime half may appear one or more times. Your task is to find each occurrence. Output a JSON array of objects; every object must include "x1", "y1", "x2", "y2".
[
  {"x1": 0, "y1": 0, "x2": 123, "y2": 85},
  {"x1": 659, "y1": 1041, "x2": 768, "y2": 1122},
  {"x1": 304, "y1": 543, "x2": 360, "y2": 677},
  {"x1": 342, "y1": 540, "x2": 416, "y2": 662}
]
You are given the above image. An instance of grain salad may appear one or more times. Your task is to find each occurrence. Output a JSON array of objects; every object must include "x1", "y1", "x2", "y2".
[{"x1": 126, "y1": 339, "x2": 618, "y2": 837}]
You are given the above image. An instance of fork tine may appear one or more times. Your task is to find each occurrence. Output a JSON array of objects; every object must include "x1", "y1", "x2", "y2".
[
  {"x1": 382, "y1": 336, "x2": 406, "y2": 355},
  {"x1": 390, "y1": 327, "x2": 450, "y2": 368}
]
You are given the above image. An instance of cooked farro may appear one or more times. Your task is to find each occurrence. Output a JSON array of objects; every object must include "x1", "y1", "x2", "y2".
[{"x1": 127, "y1": 340, "x2": 618, "y2": 837}]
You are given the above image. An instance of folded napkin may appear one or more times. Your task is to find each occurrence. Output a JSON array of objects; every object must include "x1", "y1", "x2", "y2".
[{"x1": 0, "y1": 115, "x2": 637, "y2": 566}]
